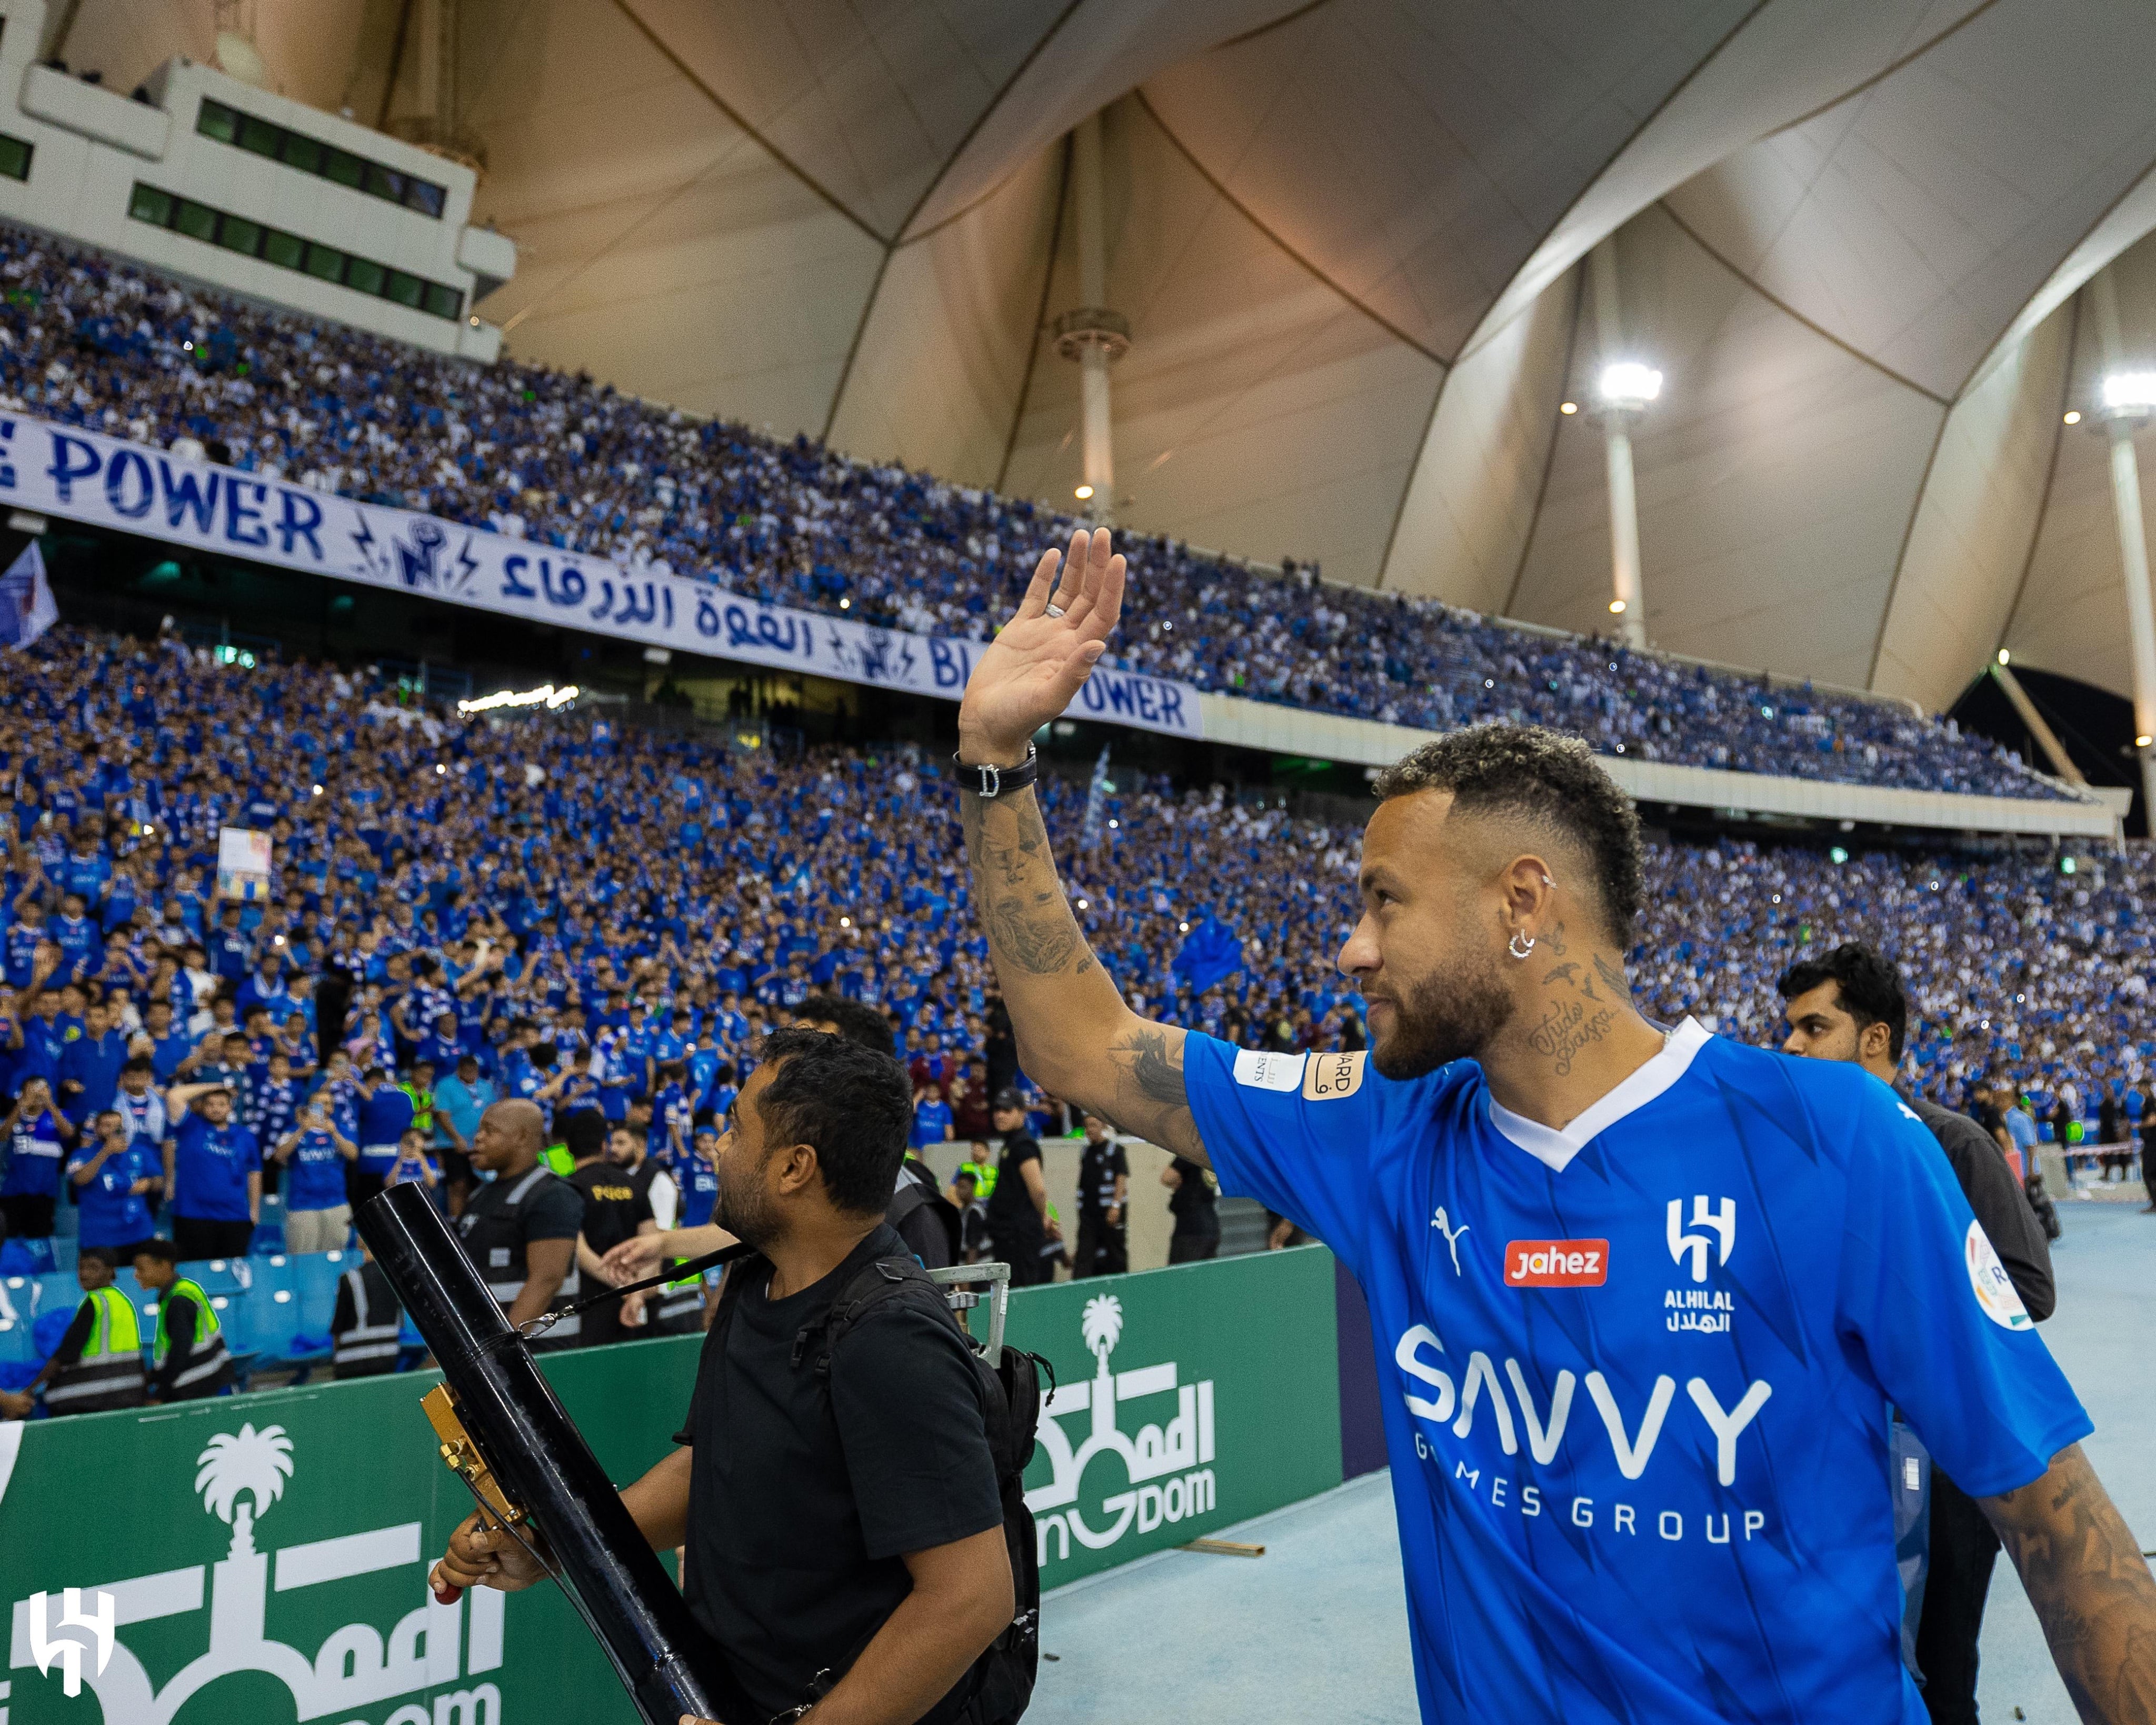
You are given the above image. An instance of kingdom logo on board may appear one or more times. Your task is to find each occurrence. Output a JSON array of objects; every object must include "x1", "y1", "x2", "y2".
[
  {"x1": 1025, "y1": 1294, "x2": 1220, "y2": 1570},
  {"x1": 8, "y1": 1421, "x2": 505, "y2": 1724}
]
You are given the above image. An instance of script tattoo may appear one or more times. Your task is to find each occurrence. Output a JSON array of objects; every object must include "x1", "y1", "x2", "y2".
[
  {"x1": 1985, "y1": 1445, "x2": 2156, "y2": 1721},
  {"x1": 1594, "y1": 952, "x2": 1630, "y2": 998},
  {"x1": 1526, "y1": 996, "x2": 1614, "y2": 1078}
]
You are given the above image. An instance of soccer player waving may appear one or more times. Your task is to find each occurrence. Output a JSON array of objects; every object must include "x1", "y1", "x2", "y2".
[{"x1": 956, "y1": 526, "x2": 2156, "y2": 1725}]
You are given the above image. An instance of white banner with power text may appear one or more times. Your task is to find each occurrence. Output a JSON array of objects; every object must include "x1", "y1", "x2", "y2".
[{"x1": 0, "y1": 412, "x2": 1203, "y2": 738}]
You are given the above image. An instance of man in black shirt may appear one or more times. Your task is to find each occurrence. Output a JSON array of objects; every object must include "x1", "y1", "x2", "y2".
[
  {"x1": 454, "y1": 1098, "x2": 586, "y2": 1349},
  {"x1": 1072, "y1": 1112, "x2": 1128, "y2": 1278},
  {"x1": 564, "y1": 1110, "x2": 654, "y2": 1348},
  {"x1": 432, "y1": 1030, "x2": 1015, "y2": 1725},
  {"x1": 983, "y1": 1090, "x2": 1052, "y2": 1285},
  {"x1": 1780, "y1": 943, "x2": 2055, "y2": 1725},
  {"x1": 1162, "y1": 1155, "x2": 1220, "y2": 1263}
]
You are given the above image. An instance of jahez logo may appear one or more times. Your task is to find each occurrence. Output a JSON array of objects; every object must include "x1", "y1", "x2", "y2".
[{"x1": 1505, "y1": 1239, "x2": 1609, "y2": 1287}]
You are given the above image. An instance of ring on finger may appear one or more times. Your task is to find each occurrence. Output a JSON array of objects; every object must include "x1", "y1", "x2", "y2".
[{"x1": 1045, "y1": 604, "x2": 1065, "y2": 619}]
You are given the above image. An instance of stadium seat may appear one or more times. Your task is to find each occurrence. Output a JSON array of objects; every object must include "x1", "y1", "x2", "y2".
[{"x1": 294, "y1": 1250, "x2": 353, "y2": 1340}]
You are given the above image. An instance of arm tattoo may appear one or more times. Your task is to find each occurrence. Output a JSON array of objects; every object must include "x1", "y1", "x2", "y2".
[
  {"x1": 964, "y1": 791, "x2": 1085, "y2": 978},
  {"x1": 1985, "y1": 1444, "x2": 2156, "y2": 1721},
  {"x1": 1105, "y1": 1025, "x2": 1205, "y2": 1163}
]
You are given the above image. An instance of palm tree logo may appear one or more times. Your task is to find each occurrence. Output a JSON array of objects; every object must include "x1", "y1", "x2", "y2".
[
  {"x1": 195, "y1": 1424, "x2": 295, "y2": 1559},
  {"x1": 1081, "y1": 1294, "x2": 1123, "y2": 1371}
]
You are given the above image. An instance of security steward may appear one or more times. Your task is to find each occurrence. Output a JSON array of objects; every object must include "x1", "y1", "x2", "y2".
[
  {"x1": 1072, "y1": 1112, "x2": 1129, "y2": 1279},
  {"x1": 432, "y1": 1030, "x2": 1020, "y2": 1725},
  {"x1": 454, "y1": 1098, "x2": 585, "y2": 1348},
  {"x1": 131, "y1": 1238, "x2": 232, "y2": 1401},
  {"x1": 330, "y1": 1239, "x2": 405, "y2": 1378},
  {"x1": 568, "y1": 1113, "x2": 656, "y2": 1347},
  {"x1": 983, "y1": 1091, "x2": 1052, "y2": 1286},
  {"x1": 28, "y1": 1247, "x2": 147, "y2": 1414},
  {"x1": 1780, "y1": 943, "x2": 2055, "y2": 1725}
]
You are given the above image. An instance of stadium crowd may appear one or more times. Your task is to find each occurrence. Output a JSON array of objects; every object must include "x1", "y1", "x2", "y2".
[
  {"x1": 0, "y1": 617, "x2": 2146, "y2": 1269},
  {"x1": 0, "y1": 228, "x2": 2063, "y2": 800}
]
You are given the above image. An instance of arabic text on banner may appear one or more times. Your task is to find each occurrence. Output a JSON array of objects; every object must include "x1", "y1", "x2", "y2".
[{"x1": 1, "y1": 413, "x2": 1203, "y2": 739}]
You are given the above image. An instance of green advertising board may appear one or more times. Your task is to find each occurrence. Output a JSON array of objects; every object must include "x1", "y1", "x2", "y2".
[{"x1": 0, "y1": 1247, "x2": 1342, "y2": 1724}]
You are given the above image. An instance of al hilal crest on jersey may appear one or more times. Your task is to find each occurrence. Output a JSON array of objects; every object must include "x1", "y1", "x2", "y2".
[{"x1": 1185, "y1": 1019, "x2": 2088, "y2": 1725}]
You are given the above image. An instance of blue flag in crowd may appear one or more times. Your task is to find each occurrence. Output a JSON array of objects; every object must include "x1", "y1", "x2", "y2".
[
  {"x1": 1081, "y1": 744, "x2": 1112, "y2": 850},
  {"x1": 0, "y1": 539, "x2": 56, "y2": 649},
  {"x1": 1172, "y1": 914, "x2": 1243, "y2": 995}
]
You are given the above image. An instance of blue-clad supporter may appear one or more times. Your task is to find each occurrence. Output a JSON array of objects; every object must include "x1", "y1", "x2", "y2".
[
  {"x1": 141, "y1": 997, "x2": 192, "y2": 1083},
  {"x1": 55, "y1": 996, "x2": 127, "y2": 1125},
  {"x1": 209, "y1": 904, "x2": 253, "y2": 985},
  {"x1": 1, "y1": 1075, "x2": 75, "y2": 1245},
  {"x1": 164, "y1": 1080, "x2": 261, "y2": 1261},
  {"x1": 271, "y1": 1099, "x2": 357, "y2": 1252},
  {"x1": 352, "y1": 1065, "x2": 415, "y2": 1208},
  {"x1": 67, "y1": 1108, "x2": 156, "y2": 1258},
  {"x1": 910, "y1": 1082, "x2": 954, "y2": 1151},
  {"x1": 246, "y1": 1049, "x2": 305, "y2": 1155},
  {"x1": 432, "y1": 1051, "x2": 495, "y2": 1210},
  {"x1": 4, "y1": 895, "x2": 46, "y2": 987},
  {"x1": 236, "y1": 954, "x2": 292, "y2": 1022}
]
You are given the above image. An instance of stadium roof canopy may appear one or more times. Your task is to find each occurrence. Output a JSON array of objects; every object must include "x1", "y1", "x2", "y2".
[{"x1": 60, "y1": 0, "x2": 2156, "y2": 713}]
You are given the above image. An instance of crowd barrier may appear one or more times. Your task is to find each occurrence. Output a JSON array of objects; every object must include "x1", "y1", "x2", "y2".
[{"x1": 0, "y1": 1244, "x2": 1373, "y2": 1725}]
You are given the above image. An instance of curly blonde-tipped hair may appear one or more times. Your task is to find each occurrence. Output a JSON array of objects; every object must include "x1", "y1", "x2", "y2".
[{"x1": 1370, "y1": 725, "x2": 1642, "y2": 946}]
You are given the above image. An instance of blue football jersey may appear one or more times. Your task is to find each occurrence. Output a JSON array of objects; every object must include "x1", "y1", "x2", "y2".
[{"x1": 1185, "y1": 1019, "x2": 2089, "y2": 1725}]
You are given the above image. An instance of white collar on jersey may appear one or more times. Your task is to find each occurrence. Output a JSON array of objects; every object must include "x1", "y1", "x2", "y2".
[{"x1": 1486, "y1": 1015, "x2": 1712, "y2": 1172}]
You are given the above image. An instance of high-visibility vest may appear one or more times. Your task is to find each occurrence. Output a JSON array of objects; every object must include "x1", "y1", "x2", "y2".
[
  {"x1": 332, "y1": 1261, "x2": 403, "y2": 1376},
  {"x1": 153, "y1": 1277, "x2": 231, "y2": 1399},
  {"x1": 957, "y1": 1159, "x2": 998, "y2": 1201},
  {"x1": 46, "y1": 1285, "x2": 147, "y2": 1414}
]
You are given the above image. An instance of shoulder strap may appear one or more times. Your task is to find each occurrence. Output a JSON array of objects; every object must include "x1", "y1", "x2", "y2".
[
  {"x1": 544, "y1": 1239, "x2": 756, "y2": 1328},
  {"x1": 790, "y1": 1254, "x2": 956, "y2": 1374}
]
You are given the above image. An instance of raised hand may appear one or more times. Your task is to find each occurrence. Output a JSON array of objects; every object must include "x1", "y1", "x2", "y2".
[{"x1": 957, "y1": 527, "x2": 1125, "y2": 765}]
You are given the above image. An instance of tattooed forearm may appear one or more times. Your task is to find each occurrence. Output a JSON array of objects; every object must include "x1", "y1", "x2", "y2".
[
  {"x1": 990, "y1": 892, "x2": 1080, "y2": 974},
  {"x1": 966, "y1": 791, "x2": 1087, "y2": 978},
  {"x1": 1984, "y1": 1445, "x2": 2156, "y2": 1722},
  {"x1": 1106, "y1": 1024, "x2": 1205, "y2": 1163}
]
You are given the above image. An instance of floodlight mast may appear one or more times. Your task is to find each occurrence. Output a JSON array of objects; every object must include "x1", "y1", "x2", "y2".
[
  {"x1": 1589, "y1": 238, "x2": 1652, "y2": 650},
  {"x1": 2085, "y1": 268, "x2": 2156, "y2": 821}
]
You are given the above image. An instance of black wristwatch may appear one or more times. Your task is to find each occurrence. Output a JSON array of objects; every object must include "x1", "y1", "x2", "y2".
[{"x1": 953, "y1": 744, "x2": 1039, "y2": 799}]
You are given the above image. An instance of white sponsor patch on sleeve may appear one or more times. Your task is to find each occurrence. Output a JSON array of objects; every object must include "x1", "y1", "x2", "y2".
[
  {"x1": 1965, "y1": 1221, "x2": 2032, "y2": 1331},
  {"x1": 1233, "y1": 1049, "x2": 1308, "y2": 1093}
]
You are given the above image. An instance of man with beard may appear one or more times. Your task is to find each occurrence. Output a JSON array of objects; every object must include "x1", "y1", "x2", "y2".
[
  {"x1": 947, "y1": 525, "x2": 2156, "y2": 1725},
  {"x1": 430, "y1": 1031, "x2": 1018, "y2": 1725}
]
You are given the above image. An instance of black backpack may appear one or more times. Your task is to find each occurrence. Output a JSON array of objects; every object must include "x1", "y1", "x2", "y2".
[{"x1": 714, "y1": 1251, "x2": 1048, "y2": 1725}]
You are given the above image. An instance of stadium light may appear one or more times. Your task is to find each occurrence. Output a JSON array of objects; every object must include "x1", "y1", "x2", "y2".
[
  {"x1": 1997, "y1": 649, "x2": 2011, "y2": 665},
  {"x1": 458, "y1": 682, "x2": 581, "y2": 714},
  {"x1": 2139, "y1": 734, "x2": 2154, "y2": 749},
  {"x1": 2102, "y1": 372, "x2": 2156, "y2": 413},
  {"x1": 2063, "y1": 411, "x2": 2082, "y2": 425},
  {"x1": 1597, "y1": 361, "x2": 1662, "y2": 412},
  {"x1": 1608, "y1": 599, "x2": 1626, "y2": 615},
  {"x1": 1559, "y1": 401, "x2": 1579, "y2": 415},
  {"x1": 1074, "y1": 484, "x2": 1095, "y2": 501}
]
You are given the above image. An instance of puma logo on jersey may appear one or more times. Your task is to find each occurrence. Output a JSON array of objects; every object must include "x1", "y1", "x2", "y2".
[
  {"x1": 1505, "y1": 1240, "x2": 1609, "y2": 1287},
  {"x1": 1431, "y1": 1208, "x2": 1470, "y2": 1275}
]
